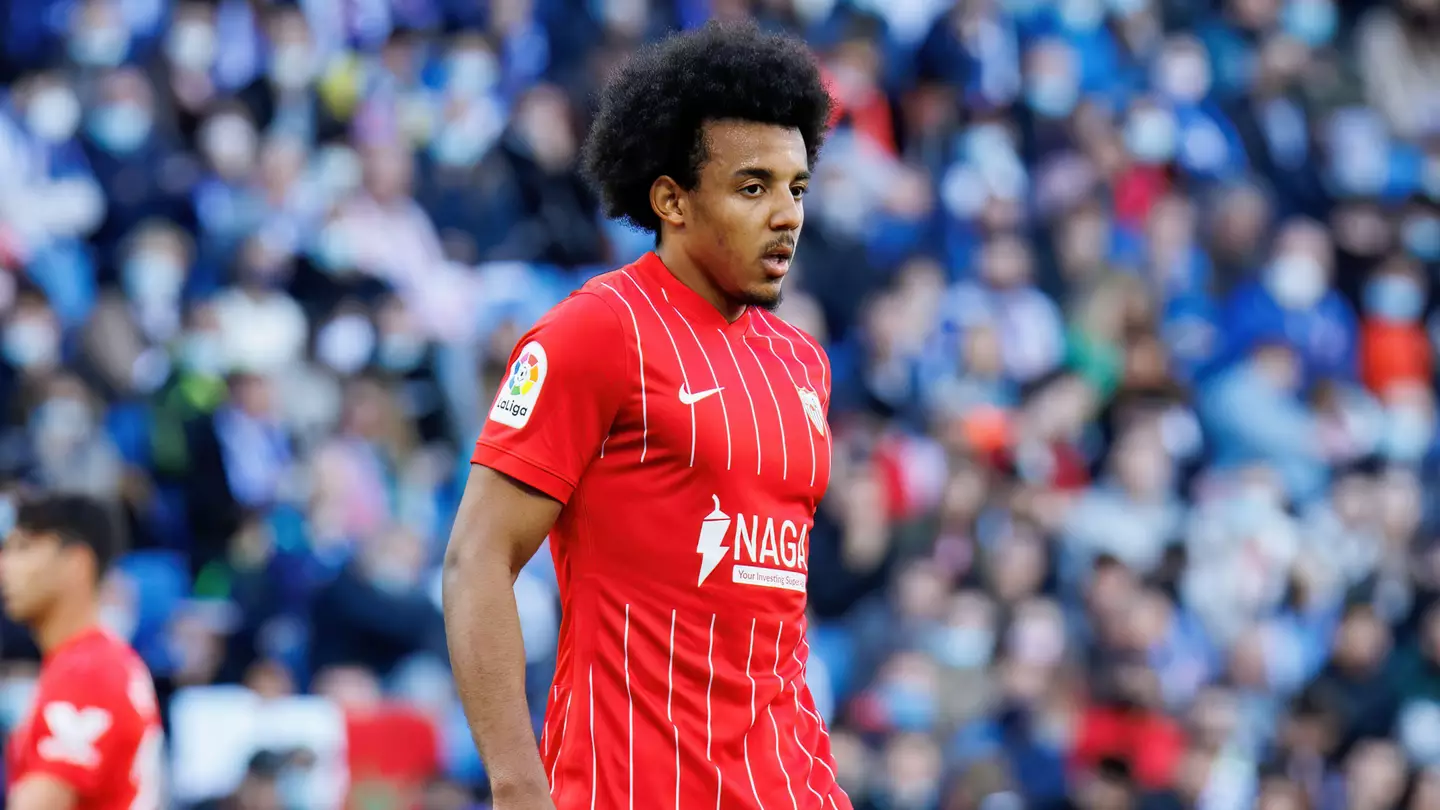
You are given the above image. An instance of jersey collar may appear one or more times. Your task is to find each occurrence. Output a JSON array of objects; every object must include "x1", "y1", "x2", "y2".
[{"x1": 635, "y1": 252, "x2": 752, "y2": 336}]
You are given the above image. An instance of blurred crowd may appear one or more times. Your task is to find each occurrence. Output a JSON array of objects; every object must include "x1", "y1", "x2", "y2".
[{"x1": 3, "y1": 0, "x2": 1440, "y2": 807}]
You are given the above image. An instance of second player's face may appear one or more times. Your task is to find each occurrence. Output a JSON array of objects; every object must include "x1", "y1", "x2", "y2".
[
  {"x1": 689, "y1": 121, "x2": 810, "y2": 310},
  {"x1": 0, "y1": 530, "x2": 64, "y2": 622}
]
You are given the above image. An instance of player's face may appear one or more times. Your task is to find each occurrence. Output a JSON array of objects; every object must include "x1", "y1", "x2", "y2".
[
  {"x1": 687, "y1": 121, "x2": 810, "y2": 310},
  {"x1": 0, "y1": 529, "x2": 65, "y2": 622}
]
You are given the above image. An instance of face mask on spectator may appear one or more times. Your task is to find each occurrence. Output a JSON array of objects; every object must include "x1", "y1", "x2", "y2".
[
  {"x1": 1383, "y1": 407, "x2": 1434, "y2": 463},
  {"x1": 1265, "y1": 253, "x2": 1326, "y2": 309},
  {"x1": 1058, "y1": 0, "x2": 1105, "y2": 30},
  {"x1": 1284, "y1": 0, "x2": 1338, "y2": 48},
  {"x1": 311, "y1": 224, "x2": 355, "y2": 273},
  {"x1": 166, "y1": 21, "x2": 217, "y2": 71},
  {"x1": 377, "y1": 334, "x2": 426, "y2": 372},
  {"x1": 1026, "y1": 75, "x2": 1079, "y2": 119},
  {"x1": 927, "y1": 625, "x2": 994, "y2": 669},
  {"x1": 3, "y1": 319, "x2": 60, "y2": 369},
  {"x1": 26, "y1": 87, "x2": 81, "y2": 143},
  {"x1": 1365, "y1": 276, "x2": 1425, "y2": 323},
  {"x1": 1328, "y1": 113, "x2": 1390, "y2": 196},
  {"x1": 447, "y1": 49, "x2": 499, "y2": 95},
  {"x1": 200, "y1": 114, "x2": 259, "y2": 177},
  {"x1": 88, "y1": 103, "x2": 153, "y2": 153},
  {"x1": 316, "y1": 315, "x2": 376, "y2": 375},
  {"x1": 875, "y1": 778, "x2": 942, "y2": 810},
  {"x1": 33, "y1": 397, "x2": 92, "y2": 444},
  {"x1": 1125, "y1": 107, "x2": 1177, "y2": 164},
  {"x1": 1010, "y1": 616, "x2": 1065, "y2": 666},
  {"x1": 1399, "y1": 702, "x2": 1440, "y2": 766},
  {"x1": 181, "y1": 332, "x2": 226, "y2": 376},
  {"x1": 881, "y1": 682, "x2": 938, "y2": 732},
  {"x1": 123, "y1": 252, "x2": 186, "y2": 305},
  {"x1": 1232, "y1": 482, "x2": 1281, "y2": 528},
  {"x1": 432, "y1": 123, "x2": 489, "y2": 168},
  {"x1": 269, "y1": 45, "x2": 315, "y2": 90},
  {"x1": 1403, "y1": 217, "x2": 1440, "y2": 261},
  {"x1": 69, "y1": 24, "x2": 129, "y2": 67},
  {"x1": 1156, "y1": 50, "x2": 1211, "y2": 104}
]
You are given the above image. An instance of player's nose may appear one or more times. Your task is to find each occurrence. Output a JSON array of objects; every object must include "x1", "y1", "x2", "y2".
[{"x1": 768, "y1": 192, "x2": 802, "y2": 232}]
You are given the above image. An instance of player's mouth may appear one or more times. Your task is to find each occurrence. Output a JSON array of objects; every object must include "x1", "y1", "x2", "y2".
[{"x1": 761, "y1": 244, "x2": 793, "y2": 279}]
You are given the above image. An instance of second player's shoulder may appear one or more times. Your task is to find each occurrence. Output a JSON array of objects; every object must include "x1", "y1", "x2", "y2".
[{"x1": 42, "y1": 631, "x2": 148, "y2": 702}]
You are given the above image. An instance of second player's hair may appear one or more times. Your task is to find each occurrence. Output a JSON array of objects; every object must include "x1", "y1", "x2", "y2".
[
  {"x1": 13, "y1": 494, "x2": 123, "y2": 578},
  {"x1": 580, "y1": 20, "x2": 834, "y2": 235}
]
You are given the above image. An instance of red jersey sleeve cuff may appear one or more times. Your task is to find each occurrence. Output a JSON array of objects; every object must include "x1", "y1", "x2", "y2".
[{"x1": 471, "y1": 442, "x2": 577, "y2": 504}]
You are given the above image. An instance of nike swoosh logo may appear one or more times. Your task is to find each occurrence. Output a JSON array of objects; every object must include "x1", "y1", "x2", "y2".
[{"x1": 679, "y1": 385, "x2": 724, "y2": 405}]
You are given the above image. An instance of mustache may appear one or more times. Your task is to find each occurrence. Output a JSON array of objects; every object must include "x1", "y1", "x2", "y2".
[{"x1": 762, "y1": 239, "x2": 796, "y2": 255}]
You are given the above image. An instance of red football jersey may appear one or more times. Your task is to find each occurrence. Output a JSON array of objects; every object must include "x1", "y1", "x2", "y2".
[
  {"x1": 5, "y1": 628, "x2": 164, "y2": 810},
  {"x1": 473, "y1": 252, "x2": 849, "y2": 809}
]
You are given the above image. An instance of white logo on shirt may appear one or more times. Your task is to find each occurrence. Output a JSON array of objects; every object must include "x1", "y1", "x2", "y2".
[
  {"x1": 694, "y1": 496, "x2": 810, "y2": 593},
  {"x1": 797, "y1": 386, "x2": 825, "y2": 436},
  {"x1": 37, "y1": 702, "x2": 111, "y2": 768},
  {"x1": 678, "y1": 384, "x2": 723, "y2": 406},
  {"x1": 489, "y1": 341, "x2": 549, "y2": 429},
  {"x1": 696, "y1": 495, "x2": 732, "y2": 586}
]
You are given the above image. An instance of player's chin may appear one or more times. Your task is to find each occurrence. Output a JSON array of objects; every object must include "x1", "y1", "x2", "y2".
[{"x1": 740, "y1": 277, "x2": 785, "y2": 312}]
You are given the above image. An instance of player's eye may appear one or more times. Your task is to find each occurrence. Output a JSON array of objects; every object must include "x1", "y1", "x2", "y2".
[
  {"x1": 739, "y1": 184, "x2": 764, "y2": 197},
  {"x1": 791, "y1": 185, "x2": 808, "y2": 200}
]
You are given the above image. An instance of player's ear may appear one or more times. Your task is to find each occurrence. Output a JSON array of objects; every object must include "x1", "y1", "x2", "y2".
[{"x1": 650, "y1": 176, "x2": 686, "y2": 230}]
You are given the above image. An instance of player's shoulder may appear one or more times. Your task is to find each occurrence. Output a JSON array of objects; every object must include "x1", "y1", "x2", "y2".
[
  {"x1": 42, "y1": 630, "x2": 145, "y2": 697},
  {"x1": 529, "y1": 271, "x2": 633, "y2": 336}
]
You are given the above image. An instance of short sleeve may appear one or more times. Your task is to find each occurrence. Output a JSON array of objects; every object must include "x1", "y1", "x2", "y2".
[
  {"x1": 472, "y1": 291, "x2": 629, "y2": 504},
  {"x1": 24, "y1": 664, "x2": 136, "y2": 797}
]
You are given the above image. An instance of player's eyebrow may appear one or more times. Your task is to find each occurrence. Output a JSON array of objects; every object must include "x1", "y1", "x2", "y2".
[{"x1": 733, "y1": 167, "x2": 812, "y2": 183}]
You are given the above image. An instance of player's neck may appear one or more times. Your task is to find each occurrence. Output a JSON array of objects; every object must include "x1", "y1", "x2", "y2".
[
  {"x1": 654, "y1": 245, "x2": 746, "y2": 323},
  {"x1": 33, "y1": 599, "x2": 100, "y2": 657}
]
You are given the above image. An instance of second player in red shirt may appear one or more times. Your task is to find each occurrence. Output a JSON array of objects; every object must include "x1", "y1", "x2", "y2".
[{"x1": 2, "y1": 495, "x2": 163, "y2": 810}]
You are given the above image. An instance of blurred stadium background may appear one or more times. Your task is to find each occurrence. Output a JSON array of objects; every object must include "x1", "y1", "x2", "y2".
[{"x1": 3, "y1": 0, "x2": 1440, "y2": 807}]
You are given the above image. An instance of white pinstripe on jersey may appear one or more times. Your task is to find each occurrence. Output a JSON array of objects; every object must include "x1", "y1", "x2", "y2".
[
  {"x1": 670, "y1": 302, "x2": 733, "y2": 470},
  {"x1": 794, "y1": 634, "x2": 840, "y2": 787},
  {"x1": 718, "y1": 332, "x2": 763, "y2": 475},
  {"x1": 774, "y1": 623, "x2": 826, "y2": 807},
  {"x1": 597, "y1": 283, "x2": 649, "y2": 462},
  {"x1": 758, "y1": 314, "x2": 824, "y2": 487},
  {"x1": 741, "y1": 339, "x2": 788, "y2": 480},
  {"x1": 765, "y1": 314, "x2": 833, "y2": 482},
  {"x1": 770, "y1": 622, "x2": 799, "y2": 810},
  {"x1": 550, "y1": 692, "x2": 572, "y2": 790},
  {"x1": 705, "y1": 613, "x2": 722, "y2": 810},
  {"x1": 589, "y1": 665, "x2": 597, "y2": 810},
  {"x1": 755, "y1": 327, "x2": 814, "y2": 487},
  {"x1": 620, "y1": 269, "x2": 698, "y2": 466},
  {"x1": 625, "y1": 603, "x2": 633, "y2": 810},
  {"x1": 743, "y1": 618, "x2": 767, "y2": 810},
  {"x1": 668, "y1": 609, "x2": 680, "y2": 809}
]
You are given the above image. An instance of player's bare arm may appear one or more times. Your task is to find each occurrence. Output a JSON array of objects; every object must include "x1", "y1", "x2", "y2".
[
  {"x1": 443, "y1": 464, "x2": 561, "y2": 808},
  {"x1": 7, "y1": 774, "x2": 78, "y2": 810}
]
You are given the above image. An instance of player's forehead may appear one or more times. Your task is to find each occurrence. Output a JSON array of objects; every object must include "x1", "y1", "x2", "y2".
[
  {"x1": 700, "y1": 120, "x2": 808, "y2": 180},
  {"x1": 3, "y1": 526, "x2": 59, "y2": 550}
]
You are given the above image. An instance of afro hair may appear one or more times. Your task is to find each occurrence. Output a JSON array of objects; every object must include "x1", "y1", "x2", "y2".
[{"x1": 580, "y1": 21, "x2": 834, "y2": 235}]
